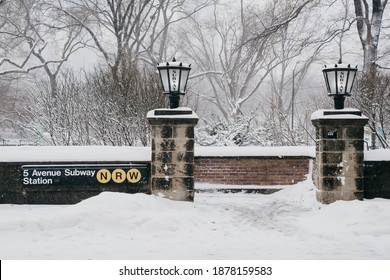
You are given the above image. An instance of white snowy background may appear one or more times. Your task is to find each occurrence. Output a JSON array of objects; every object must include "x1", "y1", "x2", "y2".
[{"x1": 1, "y1": 146, "x2": 390, "y2": 260}]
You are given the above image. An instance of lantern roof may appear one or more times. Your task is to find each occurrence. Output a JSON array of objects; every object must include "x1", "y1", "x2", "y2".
[
  {"x1": 322, "y1": 63, "x2": 358, "y2": 71},
  {"x1": 157, "y1": 57, "x2": 191, "y2": 69}
]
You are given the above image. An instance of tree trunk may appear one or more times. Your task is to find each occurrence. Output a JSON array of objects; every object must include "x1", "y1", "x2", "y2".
[{"x1": 354, "y1": 0, "x2": 388, "y2": 77}]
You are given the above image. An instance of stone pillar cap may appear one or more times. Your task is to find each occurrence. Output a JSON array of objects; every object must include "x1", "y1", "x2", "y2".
[
  {"x1": 147, "y1": 107, "x2": 199, "y2": 120},
  {"x1": 311, "y1": 108, "x2": 368, "y2": 121}
]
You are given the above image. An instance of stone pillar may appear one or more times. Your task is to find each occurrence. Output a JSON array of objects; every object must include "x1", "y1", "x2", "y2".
[
  {"x1": 147, "y1": 108, "x2": 199, "y2": 201},
  {"x1": 311, "y1": 109, "x2": 368, "y2": 204}
]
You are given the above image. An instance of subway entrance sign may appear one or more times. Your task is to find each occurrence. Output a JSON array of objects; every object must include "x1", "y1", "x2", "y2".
[{"x1": 22, "y1": 164, "x2": 149, "y2": 187}]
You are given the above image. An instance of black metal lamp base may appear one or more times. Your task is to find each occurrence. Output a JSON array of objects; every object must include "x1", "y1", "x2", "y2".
[
  {"x1": 169, "y1": 95, "x2": 180, "y2": 109},
  {"x1": 333, "y1": 95, "x2": 345, "y2": 110}
]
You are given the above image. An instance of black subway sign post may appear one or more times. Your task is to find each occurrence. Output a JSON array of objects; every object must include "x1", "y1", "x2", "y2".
[{"x1": 22, "y1": 164, "x2": 149, "y2": 187}]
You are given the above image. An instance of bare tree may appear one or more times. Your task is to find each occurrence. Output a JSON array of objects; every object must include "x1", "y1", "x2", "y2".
[
  {"x1": 0, "y1": 82, "x2": 17, "y2": 128},
  {"x1": 345, "y1": 1, "x2": 390, "y2": 148},
  {"x1": 24, "y1": 72, "x2": 86, "y2": 145},
  {"x1": 182, "y1": 0, "x2": 320, "y2": 123},
  {"x1": 52, "y1": 0, "x2": 211, "y2": 82},
  {"x1": 51, "y1": 0, "x2": 154, "y2": 81},
  {"x1": 350, "y1": 72, "x2": 390, "y2": 145},
  {"x1": 0, "y1": 0, "x2": 89, "y2": 142},
  {"x1": 243, "y1": 0, "x2": 315, "y2": 45},
  {"x1": 264, "y1": 0, "x2": 359, "y2": 145},
  {"x1": 354, "y1": 0, "x2": 389, "y2": 76},
  {"x1": 84, "y1": 63, "x2": 165, "y2": 146},
  {"x1": 0, "y1": 0, "x2": 84, "y2": 78},
  {"x1": 24, "y1": 63, "x2": 165, "y2": 146},
  {"x1": 182, "y1": 0, "x2": 281, "y2": 122},
  {"x1": 138, "y1": 0, "x2": 213, "y2": 66}
]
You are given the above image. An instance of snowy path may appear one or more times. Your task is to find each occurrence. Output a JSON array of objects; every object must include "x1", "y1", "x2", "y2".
[{"x1": 0, "y1": 179, "x2": 390, "y2": 259}]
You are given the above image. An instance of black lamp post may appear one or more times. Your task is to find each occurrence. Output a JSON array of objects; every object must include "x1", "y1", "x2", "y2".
[
  {"x1": 157, "y1": 58, "x2": 191, "y2": 109},
  {"x1": 322, "y1": 62, "x2": 358, "y2": 109}
]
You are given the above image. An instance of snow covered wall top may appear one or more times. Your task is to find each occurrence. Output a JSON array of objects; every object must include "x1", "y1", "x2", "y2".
[
  {"x1": 195, "y1": 146, "x2": 315, "y2": 158},
  {"x1": 364, "y1": 149, "x2": 390, "y2": 161},
  {"x1": 2, "y1": 145, "x2": 390, "y2": 162},
  {"x1": 0, "y1": 146, "x2": 151, "y2": 162},
  {"x1": 0, "y1": 145, "x2": 316, "y2": 162}
]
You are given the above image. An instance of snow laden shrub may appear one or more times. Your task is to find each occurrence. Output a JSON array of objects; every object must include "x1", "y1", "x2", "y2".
[
  {"x1": 0, "y1": 81, "x2": 24, "y2": 140},
  {"x1": 23, "y1": 71, "x2": 90, "y2": 145},
  {"x1": 262, "y1": 112, "x2": 311, "y2": 146},
  {"x1": 195, "y1": 115, "x2": 275, "y2": 146},
  {"x1": 196, "y1": 114, "x2": 310, "y2": 146},
  {"x1": 84, "y1": 64, "x2": 165, "y2": 146},
  {"x1": 23, "y1": 64, "x2": 165, "y2": 146}
]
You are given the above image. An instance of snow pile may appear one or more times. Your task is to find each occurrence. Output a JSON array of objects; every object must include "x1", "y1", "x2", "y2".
[{"x1": 1, "y1": 178, "x2": 390, "y2": 259}]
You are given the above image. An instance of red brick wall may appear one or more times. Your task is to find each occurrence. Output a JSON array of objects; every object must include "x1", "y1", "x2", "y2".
[{"x1": 194, "y1": 156, "x2": 311, "y2": 185}]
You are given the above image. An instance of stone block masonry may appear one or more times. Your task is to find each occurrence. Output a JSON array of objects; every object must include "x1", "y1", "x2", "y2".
[
  {"x1": 148, "y1": 108, "x2": 199, "y2": 201},
  {"x1": 311, "y1": 109, "x2": 368, "y2": 204}
]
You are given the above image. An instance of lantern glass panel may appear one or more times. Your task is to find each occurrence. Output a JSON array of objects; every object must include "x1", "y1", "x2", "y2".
[
  {"x1": 337, "y1": 70, "x2": 347, "y2": 94},
  {"x1": 345, "y1": 70, "x2": 356, "y2": 94},
  {"x1": 179, "y1": 68, "x2": 190, "y2": 93},
  {"x1": 326, "y1": 70, "x2": 337, "y2": 95},
  {"x1": 158, "y1": 67, "x2": 169, "y2": 93},
  {"x1": 168, "y1": 68, "x2": 180, "y2": 93}
]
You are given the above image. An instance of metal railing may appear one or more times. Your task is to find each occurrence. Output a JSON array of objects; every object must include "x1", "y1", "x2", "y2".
[{"x1": 0, "y1": 138, "x2": 38, "y2": 146}]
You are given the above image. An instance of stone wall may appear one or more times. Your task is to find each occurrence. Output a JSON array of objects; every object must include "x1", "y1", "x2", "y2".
[
  {"x1": 2, "y1": 145, "x2": 390, "y2": 204},
  {"x1": 0, "y1": 146, "x2": 316, "y2": 204},
  {"x1": 0, "y1": 156, "x2": 312, "y2": 204}
]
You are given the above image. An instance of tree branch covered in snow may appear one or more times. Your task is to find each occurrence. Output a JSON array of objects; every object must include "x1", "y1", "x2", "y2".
[
  {"x1": 242, "y1": 0, "x2": 315, "y2": 46},
  {"x1": 0, "y1": 0, "x2": 87, "y2": 80}
]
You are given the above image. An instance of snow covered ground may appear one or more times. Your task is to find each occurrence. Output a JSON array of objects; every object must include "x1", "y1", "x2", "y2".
[{"x1": 1, "y1": 177, "x2": 390, "y2": 260}]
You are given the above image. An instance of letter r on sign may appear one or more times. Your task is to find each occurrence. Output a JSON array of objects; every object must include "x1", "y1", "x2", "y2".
[{"x1": 112, "y1": 169, "x2": 126, "y2": 183}]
